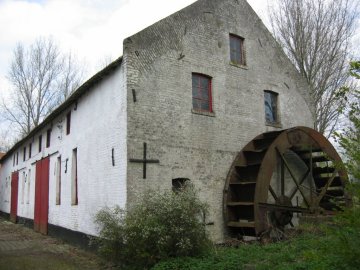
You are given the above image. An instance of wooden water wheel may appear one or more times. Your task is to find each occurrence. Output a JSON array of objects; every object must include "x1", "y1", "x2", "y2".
[{"x1": 223, "y1": 126, "x2": 350, "y2": 236}]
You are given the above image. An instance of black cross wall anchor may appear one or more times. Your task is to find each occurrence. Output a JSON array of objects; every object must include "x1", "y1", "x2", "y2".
[{"x1": 129, "y1": 142, "x2": 159, "y2": 179}]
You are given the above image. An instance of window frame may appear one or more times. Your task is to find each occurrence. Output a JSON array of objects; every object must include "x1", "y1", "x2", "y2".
[
  {"x1": 29, "y1": 143, "x2": 32, "y2": 159},
  {"x1": 56, "y1": 156, "x2": 61, "y2": 205},
  {"x1": 46, "y1": 129, "x2": 51, "y2": 148},
  {"x1": 71, "y1": 148, "x2": 78, "y2": 205},
  {"x1": 229, "y1": 34, "x2": 246, "y2": 67},
  {"x1": 38, "y1": 135, "x2": 42, "y2": 153},
  {"x1": 66, "y1": 111, "x2": 71, "y2": 135},
  {"x1": 264, "y1": 90, "x2": 280, "y2": 126},
  {"x1": 192, "y1": 73, "x2": 213, "y2": 114}
]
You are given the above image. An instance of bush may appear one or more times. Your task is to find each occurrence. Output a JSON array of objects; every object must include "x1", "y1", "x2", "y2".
[{"x1": 94, "y1": 185, "x2": 211, "y2": 269}]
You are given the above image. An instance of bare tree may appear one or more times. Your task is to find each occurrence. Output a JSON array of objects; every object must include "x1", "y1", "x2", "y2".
[
  {"x1": 1, "y1": 37, "x2": 83, "y2": 137},
  {"x1": 269, "y1": 0, "x2": 358, "y2": 136},
  {"x1": 0, "y1": 127, "x2": 12, "y2": 152}
]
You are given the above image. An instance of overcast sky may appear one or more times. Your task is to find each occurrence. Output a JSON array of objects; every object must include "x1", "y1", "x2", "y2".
[{"x1": 0, "y1": 0, "x2": 272, "y2": 99}]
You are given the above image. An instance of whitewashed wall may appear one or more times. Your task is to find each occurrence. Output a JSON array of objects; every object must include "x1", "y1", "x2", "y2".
[{"x1": 0, "y1": 63, "x2": 127, "y2": 236}]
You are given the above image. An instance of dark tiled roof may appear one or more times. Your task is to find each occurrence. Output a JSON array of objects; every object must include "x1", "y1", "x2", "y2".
[{"x1": 0, "y1": 56, "x2": 123, "y2": 163}]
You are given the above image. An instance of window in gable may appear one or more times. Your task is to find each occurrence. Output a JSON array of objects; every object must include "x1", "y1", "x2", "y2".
[
  {"x1": 230, "y1": 34, "x2": 246, "y2": 66},
  {"x1": 66, "y1": 112, "x2": 71, "y2": 135},
  {"x1": 264, "y1": 90, "x2": 279, "y2": 124},
  {"x1": 46, "y1": 129, "x2": 51, "y2": 148},
  {"x1": 192, "y1": 73, "x2": 212, "y2": 113},
  {"x1": 23, "y1": 147, "x2": 26, "y2": 162}
]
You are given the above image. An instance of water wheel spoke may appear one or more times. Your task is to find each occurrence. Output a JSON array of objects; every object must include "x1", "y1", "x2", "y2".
[
  {"x1": 289, "y1": 168, "x2": 310, "y2": 201},
  {"x1": 276, "y1": 148, "x2": 310, "y2": 208},
  {"x1": 315, "y1": 170, "x2": 338, "y2": 205},
  {"x1": 269, "y1": 185, "x2": 278, "y2": 201}
]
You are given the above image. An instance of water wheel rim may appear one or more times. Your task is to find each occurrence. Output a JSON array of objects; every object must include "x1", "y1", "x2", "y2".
[{"x1": 224, "y1": 126, "x2": 350, "y2": 236}]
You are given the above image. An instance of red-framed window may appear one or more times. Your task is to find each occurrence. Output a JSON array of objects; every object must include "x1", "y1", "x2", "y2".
[
  {"x1": 192, "y1": 73, "x2": 212, "y2": 112},
  {"x1": 230, "y1": 34, "x2": 245, "y2": 66}
]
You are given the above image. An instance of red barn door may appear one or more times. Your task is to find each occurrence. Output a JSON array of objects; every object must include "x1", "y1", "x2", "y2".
[
  {"x1": 34, "y1": 157, "x2": 50, "y2": 234},
  {"x1": 10, "y1": 171, "x2": 19, "y2": 223}
]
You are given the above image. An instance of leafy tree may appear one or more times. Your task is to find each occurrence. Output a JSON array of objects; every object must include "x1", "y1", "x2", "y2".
[
  {"x1": 94, "y1": 185, "x2": 211, "y2": 269},
  {"x1": 326, "y1": 61, "x2": 360, "y2": 269},
  {"x1": 270, "y1": 0, "x2": 358, "y2": 136},
  {"x1": 1, "y1": 37, "x2": 83, "y2": 137},
  {"x1": 334, "y1": 61, "x2": 360, "y2": 181}
]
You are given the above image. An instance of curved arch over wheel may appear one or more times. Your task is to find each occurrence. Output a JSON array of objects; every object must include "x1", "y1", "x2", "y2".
[{"x1": 223, "y1": 126, "x2": 350, "y2": 236}]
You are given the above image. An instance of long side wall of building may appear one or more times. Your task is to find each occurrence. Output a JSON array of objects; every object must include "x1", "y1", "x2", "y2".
[
  {"x1": 0, "y1": 64, "x2": 127, "y2": 236},
  {"x1": 125, "y1": 0, "x2": 314, "y2": 242}
]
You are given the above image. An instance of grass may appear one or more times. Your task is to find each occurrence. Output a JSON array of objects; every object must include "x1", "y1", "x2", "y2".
[{"x1": 152, "y1": 226, "x2": 358, "y2": 270}]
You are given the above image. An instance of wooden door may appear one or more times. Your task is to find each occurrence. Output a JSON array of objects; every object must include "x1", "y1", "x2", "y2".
[
  {"x1": 10, "y1": 171, "x2": 19, "y2": 223},
  {"x1": 34, "y1": 157, "x2": 50, "y2": 234}
]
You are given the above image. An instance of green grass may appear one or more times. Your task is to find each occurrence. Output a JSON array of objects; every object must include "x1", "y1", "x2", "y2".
[{"x1": 152, "y1": 231, "x2": 358, "y2": 270}]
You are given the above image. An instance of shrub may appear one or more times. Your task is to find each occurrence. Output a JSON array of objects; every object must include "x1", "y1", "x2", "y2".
[{"x1": 94, "y1": 185, "x2": 211, "y2": 269}]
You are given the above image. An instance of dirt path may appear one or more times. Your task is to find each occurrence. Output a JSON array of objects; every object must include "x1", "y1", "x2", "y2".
[{"x1": 0, "y1": 217, "x2": 114, "y2": 270}]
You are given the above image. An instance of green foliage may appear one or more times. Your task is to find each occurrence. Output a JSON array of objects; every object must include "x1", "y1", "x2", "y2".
[
  {"x1": 333, "y1": 61, "x2": 360, "y2": 181},
  {"x1": 152, "y1": 234, "x2": 337, "y2": 270},
  {"x1": 94, "y1": 186, "x2": 211, "y2": 269}
]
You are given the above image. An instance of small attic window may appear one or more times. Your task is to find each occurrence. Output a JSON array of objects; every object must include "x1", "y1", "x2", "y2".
[
  {"x1": 46, "y1": 129, "x2": 51, "y2": 148},
  {"x1": 264, "y1": 90, "x2": 279, "y2": 125},
  {"x1": 29, "y1": 143, "x2": 32, "y2": 158},
  {"x1": 38, "y1": 135, "x2": 42, "y2": 153},
  {"x1": 230, "y1": 34, "x2": 246, "y2": 66},
  {"x1": 23, "y1": 147, "x2": 26, "y2": 162},
  {"x1": 66, "y1": 111, "x2": 71, "y2": 135}
]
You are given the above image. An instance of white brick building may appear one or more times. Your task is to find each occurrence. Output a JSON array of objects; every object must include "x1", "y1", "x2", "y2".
[{"x1": 0, "y1": 0, "x2": 322, "y2": 243}]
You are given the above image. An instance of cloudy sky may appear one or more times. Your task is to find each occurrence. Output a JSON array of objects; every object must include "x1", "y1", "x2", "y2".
[{"x1": 0, "y1": 0, "x2": 272, "y2": 99}]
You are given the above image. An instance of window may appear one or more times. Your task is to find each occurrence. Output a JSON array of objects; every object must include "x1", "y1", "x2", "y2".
[
  {"x1": 23, "y1": 147, "x2": 26, "y2": 161},
  {"x1": 172, "y1": 178, "x2": 190, "y2": 192},
  {"x1": 38, "y1": 135, "x2": 42, "y2": 153},
  {"x1": 26, "y1": 169, "x2": 31, "y2": 204},
  {"x1": 66, "y1": 111, "x2": 71, "y2": 135},
  {"x1": 21, "y1": 172, "x2": 25, "y2": 204},
  {"x1": 46, "y1": 129, "x2": 51, "y2": 148},
  {"x1": 16, "y1": 152, "x2": 19, "y2": 165},
  {"x1": 29, "y1": 143, "x2": 32, "y2": 158},
  {"x1": 71, "y1": 148, "x2": 78, "y2": 205},
  {"x1": 230, "y1": 34, "x2": 246, "y2": 66},
  {"x1": 56, "y1": 156, "x2": 61, "y2": 205},
  {"x1": 192, "y1": 73, "x2": 212, "y2": 112},
  {"x1": 264, "y1": 90, "x2": 279, "y2": 124}
]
